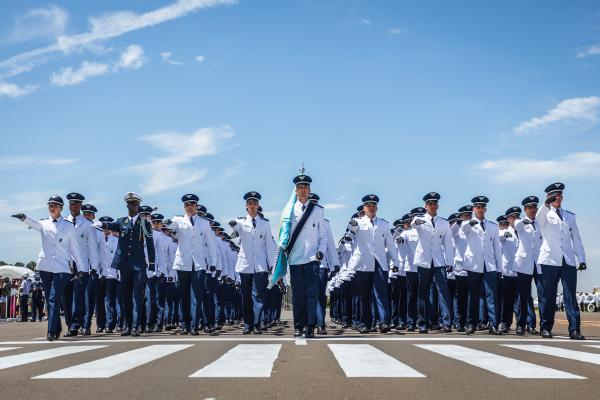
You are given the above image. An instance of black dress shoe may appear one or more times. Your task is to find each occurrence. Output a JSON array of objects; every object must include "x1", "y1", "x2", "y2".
[
  {"x1": 105, "y1": 328, "x2": 114, "y2": 333},
  {"x1": 541, "y1": 329, "x2": 553, "y2": 338},
  {"x1": 293, "y1": 329, "x2": 304, "y2": 337},
  {"x1": 180, "y1": 329, "x2": 190, "y2": 335},
  {"x1": 95, "y1": 328, "x2": 104, "y2": 333},
  {"x1": 407, "y1": 326, "x2": 416, "y2": 332},
  {"x1": 488, "y1": 326, "x2": 502, "y2": 335},
  {"x1": 465, "y1": 325, "x2": 475, "y2": 335},
  {"x1": 64, "y1": 329, "x2": 78, "y2": 337},
  {"x1": 457, "y1": 326, "x2": 465, "y2": 333},
  {"x1": 569, "y1": 330, "x2": 585, "y2": 340},
  {"x1": 516, "y1": 326, "x2": 525, "y2": 336},
  {"x1": 154, "y1": 326, "x2": 163, "y2": 333},
  {"x1": 190, "y1": 330, "x2": 200, "y2": 336},
  {"x1": 131, "y1": 329, "x2": 140, "y2": 337},
  {"x1": 359, "y1": 326, "x2": 370, "y2": 334},
  {"x1": 317, "y1": 327, "x2": 327, "y2": 335},
  {"x1": 418, "y1": 327, "x2": 428, "y2": 334},
  {"x1": 252, "y1": 329, "x2": 262, "y2": 335},
  {"x1": 304, "y1": 328, "x2": 315, "y2": 338},
  {"x1": 121, "y1": 329, "x2": 131, "y2": 336},
  {"x1": 83, "y1": 329, "x2": 92, "y2": 336},
  {"x1": 242, "y1": 328, "x2": 252, "y2": 334},
  {"x1": 379, "y1": 324, "x2": 391, "y2": 333},
  {"x1": 397, "y1": 323, "x2": 407, "y2": 331},
  {"x1": 527, "y1": 327, "x2": 539, "y2": 335},
  {"x1": 47, "y1": 333, "x2": 55, "y2": 341},
  {"x1": 441, "y1": 325, "x2": 452, "y2": 333}
]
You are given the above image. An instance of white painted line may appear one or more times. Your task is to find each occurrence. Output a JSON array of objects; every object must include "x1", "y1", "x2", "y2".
[
  {"x1": 190, "y1": 344, "x2": 281, "y2": 378},
  {"x1": 504, "y1": 344, "x2": 600, "y2": 365},
  {"x1": 328, "y1": 344, "x2": 425, "y2": 378},
  {"x1": 0, "y1": 346, "x2": 106, "y2": 370},
  {"x1": 416, "y1": 345, "x2": 584, "y2": 379},
  {"x1": 584, "y1": 345, "x2": 600, "y2": 349},
  {"x1": 33, "y1": 344, "x2": 193, "y2": 379},
  {"x1": 0, "y1": 347, "x2": 21, "y2": 352},
  {"x1": 295, "y1": 339, "x2": 307, "y2": 346}
]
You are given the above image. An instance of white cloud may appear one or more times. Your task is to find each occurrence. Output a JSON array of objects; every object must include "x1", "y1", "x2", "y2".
[
  {"x1": 513, "y1": 96, "x2": 600, "y2": 135},
  {"x1": 0, "y1": 156, "x2": 76, "y2": 169},
  {"x1": 576, "y1": 44, "x2": 600, "y2": 58},
  {"x1": 388, "y1": 27, "x2": 404, "y2": 35},
  {"x1": 359, "y1": 18, "x2": 372, "y2": 26},
  {"x1": 475, "y1": 152, "x2": 600, "y2": 183},
  {"x1": 50, "y1": 61, "x2": 109, "y2": 86},
  {"x1": 132, "y1": 125, "x2": 236, "y2": 194},
  {"x1": 195, "y1": 55, "x2": 206, "y2": 63},
  {"x1": 5, "y1": 4, "x2": 69, "y2": 44},
  {"x1": 322, "y1": 203, "x2": 347, "y2": 210},
  {"x1": 0, "y1": 0, "x2": 236, "y2": 79},
  {"x1": 0, "y1": 81, "x2": 38, "y2": 98},
  {"x1": 115, "y1": 44, "x2": 147, "y2": 70},
  {"x1": 160, "y1": 51, "x2": 183, "y2": 65}
]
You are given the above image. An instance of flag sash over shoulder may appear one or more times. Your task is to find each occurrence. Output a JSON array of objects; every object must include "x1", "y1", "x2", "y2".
[{"x1": 268, "y1": 189, "x2": 296, "y2": 289}]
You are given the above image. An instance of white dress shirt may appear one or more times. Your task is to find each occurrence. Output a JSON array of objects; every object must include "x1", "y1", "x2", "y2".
[
  {"x1": 167, "y1": 214, "x2": 217, "y2": 272},
  {"x1": 288, "y1": 201, "x2": 328, "y2": 266},
  {"x1": 499, "y1": 226, "x2": 518, "y2": 277},
  {"x1": 65, "y1": 214, "x2": 100, "y2": 273},
  {"x1": 23, "y1": 216, "x2": 84, "y2": 274},
  {"x1": 232, "y1": 214, "x2": 277, "y2": 274},
  {"x1": 399, "y1": 228, "x2": 419, "y2": 273},
  {"x1": 513, "y1": 217, "x2": 542, "y2": 275},
  {"x1": 536, "y1": 205, "x2": 586, "y2": 268},
  {"x1": 460, "y1": 218, "x2": 503, "y2": 273},
  {"x1": 411, "y1": 213, "x2": 455, "y2": 269},
  {"x1": 101, "y1": 234, "x2": 120, "y2": 280},
  {"x1": 346, "y1": 215, "x2": 400, "y2": 272}
]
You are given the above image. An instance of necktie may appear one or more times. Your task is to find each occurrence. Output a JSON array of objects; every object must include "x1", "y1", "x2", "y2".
[
  {"x1": 556, "y1": 208, "x2": 563, "y2": 221},
  {"x1": 480, "y1": 221, "x2": 486, "y2": 231},
  {"x1": 252, "y1": 218, "x2": 256, "y2": 229},
  {"x1": 301, "y1": 204, "x2": 306, "y2": 213},
  {"x1": 531, "y1": 220, "x2": 536, "y2": 230},
  {"x1": 431, "y1": 216, "x2": 436, "y2": 228},
  {"x1": 72, "y1": 217, "x2": 76, "y2": 226},
  {"x1": 190, "y1": 215, "x2": 195, "y2": 226},
  {"x1": 52, "y1": 219, "x2": 57, "y2": 223},
  {"x1": 370, "y1": 218, "x2": 374, "y2": 227}
]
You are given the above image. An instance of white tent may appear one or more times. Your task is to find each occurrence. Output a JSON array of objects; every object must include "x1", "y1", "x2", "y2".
[{"x1": 0, "y1": 265, "x2": 35, "y2": 279}]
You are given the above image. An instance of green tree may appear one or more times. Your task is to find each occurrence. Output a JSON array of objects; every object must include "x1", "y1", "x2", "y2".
[
  {"x1": 26, "y1": 261, "x2": 36, "y2": 271},
  {"x1": 0, "y1": 261, "x2": 7, "y2": 266},
  {"x1": 14, "y1": 262, "x2": 25, "y2": 267}
]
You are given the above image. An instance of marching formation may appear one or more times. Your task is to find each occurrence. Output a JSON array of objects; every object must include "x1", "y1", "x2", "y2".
[{"x1": 11, "y1": 173, "x2": 588, "y2": 341}]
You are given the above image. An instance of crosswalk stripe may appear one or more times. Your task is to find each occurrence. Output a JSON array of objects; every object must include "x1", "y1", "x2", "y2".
[
  {"x1": 0, "y1": 346, "x2": 106, "y2": 370},
  {"x1": 503, "y1": 344, "x2": 600, "y2": 365},
  {"x1": 190, "y1": 344, "x2": 282, "y2": 378},
  {"x1": 416, "y1": 345, "x2": 585, "y2": 379},
  {"x1": 0, "y1": 347, "x2": 21, "y2": 352},
  {"x1": 328, "y1": 344, "x2": 425, "y2": 378},
  {"x1": 32, "y1": 344, "x2": 193, "y2": 379}
]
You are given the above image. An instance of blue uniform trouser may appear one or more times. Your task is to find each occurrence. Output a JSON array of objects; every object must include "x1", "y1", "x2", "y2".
[
  {"x1": 523, "y1": 269, "x2": 544, "y2": 328},
  {"x1": 453, "y1": 275, "x2": 469, "y2": 328},
  {"x1": 390, "y1": 276, "x2": 407, "y2": 327},
  {"x1": 540, "y1": 260, "x2": 580, "y2": 333},
  {"x1": 83, "y1": 272, "x2": 98, "y2": 330},
  {"x1": 177, "y1": 269, "x2": 206, "y2": 331},
  {"x1": 156, "y1": 276, "x2": 166, "y2": 327},
  {"x1": 316, "y1": 268, "x2": 329, "y2": 328},
  {"x1": 202, "y1": 274, "x2": 216, "y2": 329},
  {"x1": 145, "y1": 276, "x2": 158, "y2": 328},
  {"x1": 116, "y1": 280, "x2": 125, "y2": 329},
  {"x1": 467, "y1": 267, "x2": 499, "y2": 327},
  {"x1": 501, "y1": 275, "x2": 517, "y2": 327},
  {"x1": 341, "y1": 281, "x2": 353, "y2": 325},
  {"x1": 104, "y1": 278, "x2": 118, "y2": 330},
  {"x1": 95, "y1": 276, "x2": 106, "y2": 330},
  {"x1": 373, "y1": 262, "x2": 391, "y2": 326},
  {"x1": 31, "y1": 292, "x2": 43, "y2": 321},
  {"x1": 405, "y1": 271, "x2": 419, "y2": 328},
  {"x1": 63, "y1": 276, "x2": 74, "y2": 328},
  {"x1": 355, "y1": 271, "x2": 374, "y2": 329},
  {"x1": 120, "y1": 268, "x2": 147, "y2": 331},
  {"x1": 165, "y1": 280, "x2": 179, "y2": 326},
  {"x1": 70, "y1": 272, "x2": 89, "y2": 331},
  {"x1": 39, "y1": 271, "x2": 70, "y2": 336},
  {"x1": 417, "y1": 266, "x2": 452, "y2": 328},
  {"x1": 351, "y1": 276, "x2": 360, "y2": 325},
  {"x1": 289, "y1": 262, "x2": 320, "y2": 330},
  {"x1": 240, "y1": 271, "x2": 268, "y2": 330},
  {"x1": 429, "y1": 278, "x2": 439, "y2": 327}
]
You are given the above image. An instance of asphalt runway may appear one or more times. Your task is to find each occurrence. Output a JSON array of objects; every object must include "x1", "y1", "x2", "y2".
[{"x1": 2, "y1": 311, "x2": 600, "y2": 400}]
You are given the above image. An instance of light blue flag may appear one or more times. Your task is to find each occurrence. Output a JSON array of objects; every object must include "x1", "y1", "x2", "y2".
[{"x1": 268, "y1": 189, "x2": 296, "y2": 289}]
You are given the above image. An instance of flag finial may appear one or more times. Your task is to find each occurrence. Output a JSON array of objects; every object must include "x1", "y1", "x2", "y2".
[{"x1": 299, "y1": 162, "x2": 305, "y2": 175}]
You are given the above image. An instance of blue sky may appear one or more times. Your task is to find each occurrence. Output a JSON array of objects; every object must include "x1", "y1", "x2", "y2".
[{"x1": 0, "y1": 0, "x2": 599, "y2": 289}]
